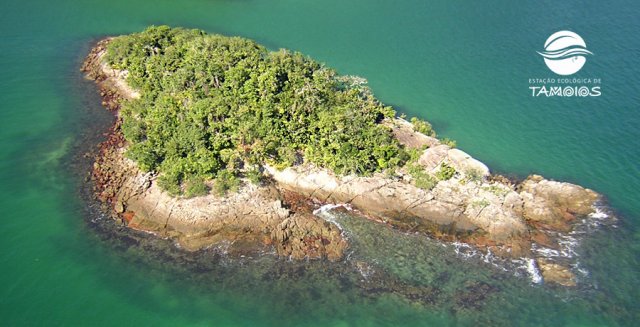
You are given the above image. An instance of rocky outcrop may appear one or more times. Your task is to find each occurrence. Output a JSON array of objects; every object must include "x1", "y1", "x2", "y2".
[
  {"x1": 264, "y1": 151, "x2": 597, "y2": 247},
  {"x1": 83, "y1": 38, "x2": 602, "y2": 286},
  {"x1": 536, "y1": 258, "x2": 577, "y2": 287},
  {"x1": 272, "y1": 214, "x2": 347, "y2": 261},
  {"x1": 520, "y1": 175, "x2": 599, "y2": 228}
]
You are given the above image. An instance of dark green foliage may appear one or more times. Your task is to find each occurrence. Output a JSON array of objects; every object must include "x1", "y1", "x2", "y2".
[
  {"x1": 106, "y1": 26, "x2": 430, "y2": 194},
  {"x1": 214, "y1": 170, "x2": 240, "y2": 196},
  {"x1": 435, "y1": 163, "x2": 456, "y2": 181},
  {"x1": 246, "y1": 166, "x2": 265, "y2": 185},
  {"x1": 185, "y1": 176, "x2": 208, "y2": 197},
  {"x1": 157, "y1": 171, "x2": 182, "y2": 196}
]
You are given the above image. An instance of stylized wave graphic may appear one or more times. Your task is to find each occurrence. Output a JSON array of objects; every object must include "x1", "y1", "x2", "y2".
[{"x1": 537, "y1": 45, "x2": 593, "y2": 60}]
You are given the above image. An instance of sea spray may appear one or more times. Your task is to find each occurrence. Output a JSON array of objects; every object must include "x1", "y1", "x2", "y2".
[
  {"x1": 312, "y1": 203, "x2": 352, "y2": 232},
  {"x1": 448, "y1": 204, "x2": 616, "y2": 285},
  {"x1": 524, "y1": 258, "x2": 543, "y2": 284},
  {"x1": 314, "y1": 202, "x2": 616, "y2": 287}
]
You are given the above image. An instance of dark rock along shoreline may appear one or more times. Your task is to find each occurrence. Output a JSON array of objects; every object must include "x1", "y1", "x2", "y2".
[{"x1": 82, "y1": 37, "x2": 603, "y2": 287}]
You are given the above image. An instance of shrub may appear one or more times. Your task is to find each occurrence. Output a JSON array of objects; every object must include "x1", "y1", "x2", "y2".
[
  {"x1": 246, "y1": 166, "x2": 264, "y2": 185},
  {"x1": 407, "y1": 163, "x2": 437, "y2": 190},
  {"x1": 435, "y1": 163, "x2": 456, "y2": 181},
  {"x1": 410, "y1": 117, "x2": 435, "y2": 137},
  {"x1": 213, "y1": 170, "x2": 240, "y2": 196},
  {"x1": 184, "y1": 176, "x2": 208, "y2": 197},
  {"x1": 482, "y1": 184, "x2": 510, "y2": 196},
  {"x1": 464, "y1": 168, "x2": 484, "y2": 183},
  {"x1": 157, "y1": 172, "x2": 182, "y2": 196},
  {"x1": 471, "y1": 199, "x2": 490, "y2": 209},
  {"x1": 441, "y1": 138, "x2": 457, "y2": 148}
]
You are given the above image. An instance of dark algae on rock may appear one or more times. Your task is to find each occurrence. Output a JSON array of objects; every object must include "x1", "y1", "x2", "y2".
[{"x1": 83, "y1": 26, "x2": 605, "y2": 287}]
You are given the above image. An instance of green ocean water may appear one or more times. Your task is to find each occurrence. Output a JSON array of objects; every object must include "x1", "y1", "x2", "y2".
[{"x1": 1, "y1": 0, "x2": 639, "y2": 326}]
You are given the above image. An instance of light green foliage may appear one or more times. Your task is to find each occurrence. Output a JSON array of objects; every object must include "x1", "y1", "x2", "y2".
[
  {"x1": 407, "y1": 163, "x2": 437, "y2": 190},
  {"x1": 435, "y1": 163, "x2": 456, "y2": 181},
  {"x1": 405, "y1": 144, "x2": 429, "y2": 162},
  {"x1": 410, "y1": 117, "x2": 435, "y2": 137},
  {"x1": 106, "y1": 26, "x2": 411, "y2": 194},
  {"x1": 441, "y1": 138, "x2": 457, "y2": 148},
  {"x1": 470, "y1": 199, "x2": 490, "y2": 209},
  {"x1": 482, "y1": 184, "x2": 510, "y2": 197},
  {"x1": 464, "y1": 168, "x2": 484, "y2": 183}
]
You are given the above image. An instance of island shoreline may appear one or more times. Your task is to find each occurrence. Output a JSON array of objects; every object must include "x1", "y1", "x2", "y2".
[{"x1": 82, "y1": 36, "x2": 604, "y2": 286}]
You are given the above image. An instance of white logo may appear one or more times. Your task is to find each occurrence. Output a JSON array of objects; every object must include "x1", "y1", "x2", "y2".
[{"x1": 537, "y1": 31, "x2": 593, "y2": 75}]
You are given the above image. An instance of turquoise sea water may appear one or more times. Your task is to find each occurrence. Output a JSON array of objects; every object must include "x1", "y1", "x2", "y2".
[{"x1": 1, "y1": 0, "x2": 639, "y2": 326}]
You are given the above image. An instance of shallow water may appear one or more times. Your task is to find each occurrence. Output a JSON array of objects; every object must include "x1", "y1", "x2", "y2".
[{"x1": 1, "y1": 0, "x2": 639, "y2": 326}]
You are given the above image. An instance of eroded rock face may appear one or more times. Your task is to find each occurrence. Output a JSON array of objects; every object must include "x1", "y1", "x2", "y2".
[
  {"x1": 266, "y1": 165, "x2": 534, "y2": 241},
  {"x1": 92, "y1": 132, "x2": 349, "y2": 260}
]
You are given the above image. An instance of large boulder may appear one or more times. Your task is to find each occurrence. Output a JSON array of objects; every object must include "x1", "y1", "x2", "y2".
[
  {"x1": 520, "y1": 175, "x2": 598, "y2": 223},
  {"x1": 272, "y1": 213, "x2": 347, "y2": 261},
  {"x1": 388, "y1": 118, "x2": 440, "y2": 149},
  {"x1": 418, "y1": 144, "x2": 451, "y2": 172},
  {"x1": 447, "y1": 149, "x2": 490, "y2": 178},
  {"x1": 536, "y1": 259, "x2": 577, "y2": 287}
]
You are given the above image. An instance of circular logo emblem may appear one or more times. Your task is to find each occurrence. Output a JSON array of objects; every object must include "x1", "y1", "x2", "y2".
[{"x1": 537, "y1": 31, "x2": 593, "y2": 75}]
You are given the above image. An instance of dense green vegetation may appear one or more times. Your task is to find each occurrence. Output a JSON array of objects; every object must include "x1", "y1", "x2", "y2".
[
  {"x1": 105, "y1": 26, "x2": 445, "y2": 195},
  {"x1": 409, "y1": 117, "x2": 435, "y2": 137},
  {"x1": 435, "y1": 163, "x2": 456, "y2": 181}
]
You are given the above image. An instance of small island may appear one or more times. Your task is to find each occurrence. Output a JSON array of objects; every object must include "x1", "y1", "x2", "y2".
[{"x1": 83, "y1": 26, "x2": 600, "y2": 286}]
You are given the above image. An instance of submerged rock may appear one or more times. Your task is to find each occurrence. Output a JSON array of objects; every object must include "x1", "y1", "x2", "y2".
[{"x1": 536, "y1": 258, "x2": 577, "y2": 287}]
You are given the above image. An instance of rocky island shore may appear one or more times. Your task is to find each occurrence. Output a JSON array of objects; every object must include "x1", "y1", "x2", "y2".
[{"x1": 82, "y1": 28, "x2": 602, "y2": 287}]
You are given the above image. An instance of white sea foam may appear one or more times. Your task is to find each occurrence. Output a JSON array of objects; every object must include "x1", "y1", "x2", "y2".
[
  {"x1": 312, "y1": 203, "x2": 347, "y2": 215},
  {"x1": 576, "y1": 264, "x2": 590, "y2": 278},
  {"x1": 509, "y1": 258, "x2": 543, "y2": 284},
  {"x1": 525, "y1": 258, "x2": 543, "y2": 284},
  {"x1": 449, "y1": 242, "x2": 507, "y2": 271},
  {"x1": 312, "y1": 203, "x2": 352, "y2": 232},
  {"x1": 533, "y1": 246, "x2": 561, "y2": 258},
  {"x1": 457, "y1": 204, "x2": 616, "y2": 285},
  {"x1": 589, "y1": 207, "x2": 610, "y2": 219}
]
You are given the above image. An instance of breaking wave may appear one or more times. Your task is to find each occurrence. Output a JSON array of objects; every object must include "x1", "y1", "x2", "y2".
[
  {"x1": 314, "y1": 203, "x2": 615, "y2": 286},
  {"x1": 313, "y1": 203, "x2": 352, "y2": 232}
]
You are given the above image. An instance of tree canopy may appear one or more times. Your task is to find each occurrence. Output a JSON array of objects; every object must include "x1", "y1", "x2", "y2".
[{"x1": 106, "y1": 26, "x2": 418, "y2": 195}]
